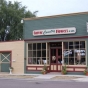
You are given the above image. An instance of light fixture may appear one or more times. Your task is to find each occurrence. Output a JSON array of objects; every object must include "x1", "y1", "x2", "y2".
[{"x1": 4, "y1": 26, "x2": 10, "y2": 41}]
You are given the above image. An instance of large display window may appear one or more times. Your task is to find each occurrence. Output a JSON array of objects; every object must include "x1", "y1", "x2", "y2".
[
  {"x1": 28, "y1": 43, "x2": 49, "y2": 65},
  {"x1": 63, "y1": 41, "x2": 86, "y2": 65}
]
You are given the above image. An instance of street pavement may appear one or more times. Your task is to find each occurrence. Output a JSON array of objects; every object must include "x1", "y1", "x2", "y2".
[
  {"x1": 0, "y1": 78, "x2": 88, "y2": 88},
  {"x1": 0, "y1": 73, "x2": 88, "y2": 88}
]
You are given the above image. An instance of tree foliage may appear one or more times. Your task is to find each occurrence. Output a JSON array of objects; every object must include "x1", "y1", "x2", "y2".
[{"x1": 0, "y1": 0, "x2": 35, "y2": 41}]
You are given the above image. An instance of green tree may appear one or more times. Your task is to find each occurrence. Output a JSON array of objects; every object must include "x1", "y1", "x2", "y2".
[{"x1": 0, "y1": 0, "x2": 35, "y2": 41}]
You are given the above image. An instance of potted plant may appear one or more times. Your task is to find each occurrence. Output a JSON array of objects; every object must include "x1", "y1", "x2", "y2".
[
  {"x1": 84, "y1": 66, "x2": 88, "y2": 76},
  {"x1": 41, "y1": 64, "x2": 47, "y2": 74},
  {"x1": 9, "y1": 66, "x2": 13, "y2": 74},
  {"x1": 61, "y1": 65, "x2": 67, "y2": 75}
]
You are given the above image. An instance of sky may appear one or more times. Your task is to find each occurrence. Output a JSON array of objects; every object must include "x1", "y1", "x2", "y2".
[{"x1": 6, "y1": 0, "x2": 88, "y2": 17}]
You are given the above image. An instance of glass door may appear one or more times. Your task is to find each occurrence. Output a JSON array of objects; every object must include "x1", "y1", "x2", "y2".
[
  {"x1": 51, "y1": 49, "x2": 57, "y2": 64},
  {"x1": 58, "y1": 48, "x2": 62, "y2": 64},
  {"x1": 50, "y1": 48, "x2": 62, "y2": 72}
]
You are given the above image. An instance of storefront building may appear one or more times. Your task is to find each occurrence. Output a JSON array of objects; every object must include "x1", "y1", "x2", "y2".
[{"x1": 23, "y1": 12, "x2": 88, "y2": 74}]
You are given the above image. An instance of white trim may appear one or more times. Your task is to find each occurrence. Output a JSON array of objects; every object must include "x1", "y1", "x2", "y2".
[
  {"x1": 48, "y1": 43, "x2": 50, "y2": 65},
  {"x1": 62, "y1": 42, "x2": 64, "y2": 66},
  {"x1": 85, "y1": 41, "x2": 87, "y2": 66},
  {"x1": 46, "y1": 42, "x2": 47, "y2": 65},
  {"x1": 26, "y1": 43, "x2": 28, "y2": 65}
]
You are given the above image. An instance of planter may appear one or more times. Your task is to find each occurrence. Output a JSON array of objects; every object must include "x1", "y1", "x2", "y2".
[
  {"x1": 9, "y1": 69, "x2": 13, "y2": 74},
  {"x1": 62, "y1": 65, "x2": 67, "y2": 75},
  {"x1": 9, "y1": 67, "x2": 13, "y2": 74},
  {"x1": 61, "y1": 72, "x2": 64, "y2": 75},
  {"x1": 86, "y1": 72, "x2": 88, "y2": 76},
  {"x1": 42, "y1": 71, "x2": 47, "y2": 75},
  {"x1": 61, "y1": 72, "x2": 66, "y2": 75}
]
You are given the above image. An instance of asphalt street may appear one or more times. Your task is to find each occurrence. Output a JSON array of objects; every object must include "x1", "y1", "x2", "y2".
[{"x1": 0, "y1": 78, "x2": 88, "y2": 88}]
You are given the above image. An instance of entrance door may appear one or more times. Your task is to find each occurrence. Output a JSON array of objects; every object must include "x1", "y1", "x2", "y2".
[
  {"x1": 0, "y1": 52, "x2": 11, "y2": 72},
  {"x1": 50, "y1": 48, "x2": 62, "y2": 72}
]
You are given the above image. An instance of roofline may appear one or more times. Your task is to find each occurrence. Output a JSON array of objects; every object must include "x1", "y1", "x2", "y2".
[{"x1": 23, "y1": 11, "x2": 88, "y2": 21}]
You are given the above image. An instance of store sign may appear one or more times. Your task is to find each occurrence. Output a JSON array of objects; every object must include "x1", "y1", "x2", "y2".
[{"x1": 33, "y1": 27, "x2": 76, "y2": 36}]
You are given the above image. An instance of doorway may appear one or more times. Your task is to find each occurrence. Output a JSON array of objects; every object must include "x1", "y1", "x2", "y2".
[
  {"x1": 50, "y1": 48, "x2": 62, "y2": 72},
  {"x1": 0, "y1": 52, "x2": 11, "y2": 72}
]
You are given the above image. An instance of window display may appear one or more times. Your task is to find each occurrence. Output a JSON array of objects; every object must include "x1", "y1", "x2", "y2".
[
  {"x1": 63, "y1": 41, "x2": 86, "y2": 65},
  {"x1": 28, "y1": 43, "x2": 49, "y2": 65}
]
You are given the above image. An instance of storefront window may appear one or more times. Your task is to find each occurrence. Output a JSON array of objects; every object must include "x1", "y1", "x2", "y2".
[
  {"x1": 63, "y1": 41, "x2": 86, "y2": 65},
  {"x1": 33, "y1": 43, "x2": 36, "y2": 50},
  {"x1": 28, "y1": 43, "x2": 49, "y2": 65}
]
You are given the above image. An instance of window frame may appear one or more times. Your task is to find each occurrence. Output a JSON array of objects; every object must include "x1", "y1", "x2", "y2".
[{"x1": 27, "y1": 42, "x2": 49, "y2": 65}]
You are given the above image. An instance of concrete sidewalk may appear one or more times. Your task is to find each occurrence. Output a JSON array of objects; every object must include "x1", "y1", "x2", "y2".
[
  {"x1": 0, "y1": 73, "x2": 88, "y2": 82},
  {"x1": 72, "y1": 76, "x2": 88, "y2": 82},
  {"x1": 33, "y1": 74, "x2": 88, "y2": 82},
  {"x1": 29, "y1": 73, "x2": 88, "y2": 82}
]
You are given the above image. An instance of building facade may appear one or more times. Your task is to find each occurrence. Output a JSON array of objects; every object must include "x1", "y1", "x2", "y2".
[
  {"x1": 0, "y1": 41, "x2": 24, "y2": 74},
  {"x1": 0, "y1": 12, "x2": 88, "y2": 74},
  {"x1": 24, "y1": 12, "x2": 88, "y2": 74}
]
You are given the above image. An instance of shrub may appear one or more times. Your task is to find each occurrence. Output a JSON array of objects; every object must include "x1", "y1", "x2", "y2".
[
  {"x1": 84, "y1": 66, "x2": 88, "y2": 75},
  {"x1": 62, "y1": 65, "x2": 67, "y2": 74}
]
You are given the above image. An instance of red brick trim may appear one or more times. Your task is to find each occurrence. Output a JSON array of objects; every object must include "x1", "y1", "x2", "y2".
[
  {"x1": 26, "y1": 66, "x2": 50, "y2": 71},
  {"x1": 26, "y1": 65, "x2": 86, "y2": 72}
]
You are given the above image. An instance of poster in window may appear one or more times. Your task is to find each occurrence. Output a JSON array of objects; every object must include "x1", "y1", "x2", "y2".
[
  {"x1": 28, "y1": 58, "x2": 32, "y2": 64},
  {"x1": 52, "y1": 56, "x2": 56, "y2": 61}
]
